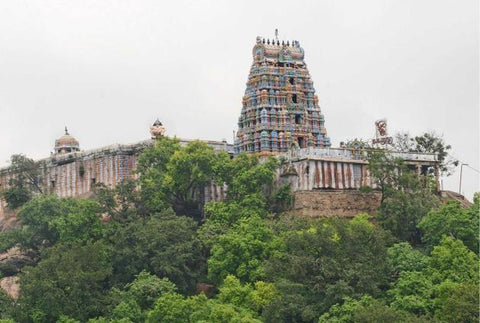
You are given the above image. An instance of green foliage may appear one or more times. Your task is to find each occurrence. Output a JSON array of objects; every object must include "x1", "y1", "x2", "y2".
[
  {"x1": 16, "y1": 242, "x2": 112, "y2": 323},
  {"x1": 388, "y1": 236, "x2": 479, "y2": 318},
  {"x1": 393, "y1": 132, "x2": 458, "y2": 176},
  {"x1": 164, "y1": 141, "x2": 218, "y2": 218},
  {"x1": 16, "y1": 195, "x2": 104, "y2": 250},
  {"x1": 434, "y1": 281, "x2": 479, "y2": 323},
  {"x1": 264, "y1": 215, "x2": 391, "y2": 322},
  {"x1": 389, "y1": 271, "x2": 435, "y2": 315},
  {"x1": 217, "y1": 275, "x2": 278, "y2": 313},
  {"x1": 208, "y1": 216, "x2": 277, "y2": 285},
  {"x1": 2, "y1": 186, "x2": 31, "y2": 210},
  {"x1": 111, "y1": 300, "x2": 142, "y2": 322},
  {"x1": 2, "y1": 134, "x2": 468, "y2": 322},
  {"x1": 138, "y1": 137, "x2": 225, "y2": 219},
  {"x1": 105, "y1": 209, "x2": 205, "y2": 293},
  {"x1": 318, "y1": 296, "x2": 369, "y2": 323},
  {"x1": 1, "y1": 154, "x2": 44, "y2": 209},
  {"x1": 219, "y1": 154, "x2": 279, "y2": 204},
  {"x1": 426, "y1": 236, "x2": 478, "y2": 283},
  {"x1": 123, "y1": 271, "x2": 177, "y2": 310},
  {"x1": 137, "y1": 136, "x2": 182, "y2": 213},
  {"x1": 106, "y1": 271, "x2": 177, "y2": 322},
  {"x1": 368, "y1": 151, "x2": 438, "y2": 244},
  {"x1": 412, "y1": 132, "x2": 458, "y2": 176},
  {"x1": 94, "y1": 180, "x2": 145, "y2": 222},
  {"x1": 352, "y1": 298, "x2": 426, "y2": 323},
  {"x1": 0, "y1": 290, "x2": 13, "y2": 321},
  {"x1": 144, "y1": 277, "x2": 272, "y2": 323},
  {"x1": 318, "y1": 296, "x2": 423, "y2": 323},
  {"x1": 418, "y1": 196, "x2": 479, "y2": 253},
  {"x1": 387, "y1": 243, "x2": 428, "y2": 279},
  {"x1": 57, "y1": 315, "x2": 81, "y2": 323}
]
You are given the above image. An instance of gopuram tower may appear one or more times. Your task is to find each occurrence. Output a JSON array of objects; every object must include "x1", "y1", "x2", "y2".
[{"x1": 234, "y1": 36, "x2": 331, "y2": 155}]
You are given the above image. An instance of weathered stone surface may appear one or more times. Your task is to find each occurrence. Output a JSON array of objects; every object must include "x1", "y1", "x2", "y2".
[
  {"x1": 0, "y1": 276, "x2": 19, "y2": 299},
  {"x1": 0, "y1": 247, "x2": 35, "y2": 277},
  {"x1": 293, "y1": 190, "x2": 382, "y2": 218},
  {"x1": 0, "y1": 202, "x2": 20, "y2": 232}
]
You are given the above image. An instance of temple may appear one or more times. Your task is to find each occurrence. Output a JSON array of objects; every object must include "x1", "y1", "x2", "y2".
[
  {"x1": 234, "y1": 36, "x2": 330, "y2": 155},
  {"x1": 0, "y1": 35, "x2": 442, "y2": 220}
]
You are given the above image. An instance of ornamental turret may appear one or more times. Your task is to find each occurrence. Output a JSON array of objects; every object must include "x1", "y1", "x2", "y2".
[
  {"x1": 150, "y1": 119, "x2": 166, "y2": 139},
  {"x1": 234, "y1": 35, "x2": 331, "y2": 155},
  {"x1": 54, "y1": 127, "x2": 80, "y2": 155}
]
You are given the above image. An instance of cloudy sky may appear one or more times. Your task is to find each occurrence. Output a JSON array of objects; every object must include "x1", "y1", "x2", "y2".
[{"x1": 0, "y1": 0, "x2": 478, "y2": 199}]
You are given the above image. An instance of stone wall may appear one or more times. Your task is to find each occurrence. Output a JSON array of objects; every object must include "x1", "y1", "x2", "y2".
[{"x1": 292, "y1": 190, "x2": 382, "y2": 218}]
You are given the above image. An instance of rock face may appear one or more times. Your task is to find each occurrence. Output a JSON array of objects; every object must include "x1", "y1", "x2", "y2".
[
  {"x1": 0, "y1": 201, "x2": 20, "y2": 232},
  {"x1": 0, "y1": 276, "x2": 19, "y2": 299},
  {"x1": 0, "y1": 248, "x2": 35, "y2": 299},
  {"x1": 0, "y1": 247, "x2": 35, "y2": 277},
  {"x1": 293, "y1": 190, "x2": 382, "y2": 218}
]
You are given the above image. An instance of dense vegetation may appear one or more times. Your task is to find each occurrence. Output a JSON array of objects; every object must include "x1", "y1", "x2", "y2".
[{"x1": 0, "y1": 136, "x2": 477, "y2": 323}]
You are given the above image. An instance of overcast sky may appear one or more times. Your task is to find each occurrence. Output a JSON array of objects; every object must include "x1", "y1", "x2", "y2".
[{"x1": 0, "y1": 0, "x2": 478, "y2": 199}]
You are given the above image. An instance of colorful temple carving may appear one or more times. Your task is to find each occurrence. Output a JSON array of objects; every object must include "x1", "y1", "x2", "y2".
[
  {"x1": 0, "y1": 35, "x2": 442, "y2": 221},
  {"x1": 234, "y1": 36, "x2": 331, "y2": 155}
]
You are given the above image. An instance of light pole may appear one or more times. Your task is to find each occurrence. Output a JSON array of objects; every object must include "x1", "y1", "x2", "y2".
[{"x1": 458, "y1": 163, "x2": 468, "y2": 195}]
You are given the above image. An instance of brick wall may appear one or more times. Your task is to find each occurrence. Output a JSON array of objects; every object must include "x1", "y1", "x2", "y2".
[{"x1": 292, "y1": 190, "x2": 381, "y2": 218}]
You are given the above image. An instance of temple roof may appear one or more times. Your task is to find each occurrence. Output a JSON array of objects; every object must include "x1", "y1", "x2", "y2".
[{"x1": 54, "y1": 127, "x2": 80, "y2": 153}]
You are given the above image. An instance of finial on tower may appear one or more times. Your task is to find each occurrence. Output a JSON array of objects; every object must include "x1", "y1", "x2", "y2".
[
  {"x1": 65, "y1": 126, "x2": 69, "y2": 135},
  {"x1": 275, "y1": 28, "x2": 279, "y2": 41}
]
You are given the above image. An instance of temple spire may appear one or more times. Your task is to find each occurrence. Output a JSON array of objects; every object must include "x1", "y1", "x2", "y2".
[{"x1": 234, "y1": 36, "x2": 331, "y2": 155}]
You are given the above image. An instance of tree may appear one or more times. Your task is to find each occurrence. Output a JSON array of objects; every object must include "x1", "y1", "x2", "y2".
[
  {"x1": 8, "y1": 195, "x2": 104, "y2": 251},
  {"x1": 353, "y1": 298, "x2": 426, "y2": 323},
  {"x1": 163, "y1": 141, "x2": 218, "y2": 219},
  {"x1": 144, "y1": 276, "x2": 273, "y2": 323},
  {"x1": 264, "y1": 215, "x2": 391, "y2": 322},
  {"x1": 1, "y1": 155, "x2": 44, "y2": 209},
  {"x1": 434, "y1": 281, "x2": 479, "y2": 323},
  {"x1": 388, "y1": 270, "x2": 436, "y2": 316},
  {"x1": 137, "y1": 136, "x2": 182, "y2": 213},
  {"x1": 366, "y1": 150, "x2": 404, "y2": 204},
  {"x1": 108, "y1": 271, "x2": 177, "y2": 322},
  {"x1": 15, "y1": 242, "x2": 112, "y2": 323},
  {"x1": 104, "y1": 209, "x2": 205, "y2": 293},
  {"x1": 412, "y1": 132, "x2": 458, "y2": 176},
  {"x1": 392, "y1": 132, "x2": 458, "y2": 176},
  {"x1": 207, "y1": 216, "x2": 277, "y2": 285},
  {"x1": 318, "y1": 296, "x2": 425, "y2": 323},
  {"x1": 217, "y1": 275, "x2": 278, "y2": 315},
  {"x1": 387, "y1": 243, "x2": 427, "y2": 279},
  {"x1": 368, "y1": 151, "x2": 438, "y2": 244},
  {"x1": 418, "y1": 194, "x2": 479, "y2": 253},
  {"x1": 138, "y1": 138, "x2": 224, "y2": 219},
  {"x1": 388, "y1": 236, "x2": 479, "y2": 319},
  {"x1": 94, "y1": 180, "x2": 147, "y2": 222},
  {"x1": 426, "y1": 236, "x2": 478, "y2": 283}
]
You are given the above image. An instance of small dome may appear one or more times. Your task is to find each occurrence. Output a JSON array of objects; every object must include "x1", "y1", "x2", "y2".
[{"x1": 54, "y1": 127, "x2": 80, "y2": 155}]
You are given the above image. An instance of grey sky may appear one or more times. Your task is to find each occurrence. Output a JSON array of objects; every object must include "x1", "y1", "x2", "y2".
[{"x1": 0, "y1": 0, "x2": 478, "y2": 199}]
